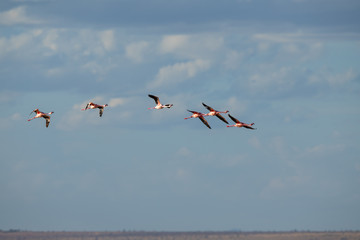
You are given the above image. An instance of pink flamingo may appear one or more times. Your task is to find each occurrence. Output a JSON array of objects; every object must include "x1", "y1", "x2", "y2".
[
  {"x1": 82, "y1": 102, "x2": 108, "y2": 117},
  {"x1": 202, "y1": 102, "x2": 229, "y2": 124},
  {"x1": 184, "y1": 110, "x2": 211, "y2": 129},
  {"x1": 27, "y1": 109, "x2": 54, "y2": 128},
  {"x1": 148, "y1": 94, "x2": 173, "y2": 109},
  {"x1": 227, "y1": 114, "x2": 256, "y2": 130}
]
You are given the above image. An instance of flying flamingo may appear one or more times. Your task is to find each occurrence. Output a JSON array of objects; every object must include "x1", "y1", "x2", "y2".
[
  {"x1": 184, "y1": 110, "x2": 211, "y2": 129},
  {"x1": 227, "y1": 114, "x2": 256, "y2": 130},
  {"x1": 27, "y1": 109, "x2": 54, "y2": 128},
  {"x1": 82, "y1": 102, "x2": 108, "y2": 117},
  {"x1": 148, "y1": 94, "x2": 173, "y2": 109},
  {"x1": 202, "y1": 102, "x2": 229, "y2": 124}
]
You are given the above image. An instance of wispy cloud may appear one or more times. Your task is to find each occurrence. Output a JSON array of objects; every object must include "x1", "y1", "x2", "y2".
[
  {"x1": 125, "y1": 41, "x2": 149, "y2": 63},
  {"x1": 247, "y1": 66, "x2": 295, "y2": 95},
  {"x1": 260, "y1": 174, "x2": 311, "y2": 199},
  {"x1": 253, "y1": 31, "x2": 307, "y2": 43},
  {"x1": 42, "y1": 29, "x2": 59, "y2": 51},
  {"x1": 0, "y1": 91, "x2": 20, "y2": 104},
  {"x1": 57, "y1": 96, "x2": 131, "y2": 131},
  {"x1": 108, "y1": 97, "x2": 127, "y2": 107},
  {"x1": 99, "y1": 30, "x2": 115, "y2": 51},
  {"x1": 0, "y1": 113, "x2": 22, "y2": 130},
  {"x1": 0, "y1": 6, "x2": 42, "y2": 25},
  {"x1": 0, "y1": 30, "x2": 42, "y2": 56},
  {"x1": 57, "y1": 97, "x2": 105, "y2": 130},
  {"x1": 160, "y1": 34, "x2": 189, "y2": 53},
  {"x1": 308, "y1": 68, "x2": 357, "y2": 87},
  {"x1": 159, "y1": 34, "x2": 224, "y2": 59},
  {"x1": 150, "y1": 59, "x2": 211, "y2": 89}
]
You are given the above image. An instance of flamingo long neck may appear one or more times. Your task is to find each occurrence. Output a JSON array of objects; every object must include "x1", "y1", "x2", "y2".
[{"x1": 218, "y1": 110, "x2": 229, "y2": 114}]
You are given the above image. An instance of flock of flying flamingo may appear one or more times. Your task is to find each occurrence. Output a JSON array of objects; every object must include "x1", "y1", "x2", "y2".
[{"x1": 27, "y1": 94, "x2": 256, "y2": 130}]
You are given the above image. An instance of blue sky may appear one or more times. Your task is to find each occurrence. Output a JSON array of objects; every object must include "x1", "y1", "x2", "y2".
[{"x1": 0, "y1": 0, "x2": 360, "y2": 232}]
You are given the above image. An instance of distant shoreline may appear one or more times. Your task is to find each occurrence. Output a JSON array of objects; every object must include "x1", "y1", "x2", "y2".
[{"x1": 1, "y1": 230, "x2": 360, "y2": 240}]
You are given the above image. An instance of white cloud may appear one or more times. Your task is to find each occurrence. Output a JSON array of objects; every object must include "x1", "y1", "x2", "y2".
[
  {"x1": 305, "y1": 143, "x2": 345, "y2": 156},
  {"x1": 247, "y1": 66, "x2": 295, "y2": 94},
  {"x1": 253, "y1": 31, "x2": 306, "y2": 43},
  {"x1": 160, "y1": 34, "x2": 189, "y2": 53},
  {"x1": 0, "y1": 6, "x2": 42, "y2": 25},
  {"x1": 224, "y1": 50, "x2": 244, "y2": 69},
  {"x1": 81, "y1": 60, "x2": 117, "y2": 78},
  {"x1": 99, "y1": 30, "x2": 115, "y2": 51},
  {"x1": 45, "y1": 67, "x2": 64, "y2": 77},
  {"x1": 257, "y1": 42, "x2": 270, "y2": 52},
  {"x1": 282, "y1": 43, "x2": 300, "y2": 54},
  {"x1": 176, "y1": 147, "x2": 192, "y2": 157},
  {"x1": 260, "y1": 175, "x2": 311, "y2": 199},
  {"x1": 0, "y1": 32, "x2": 36, "y2": 56},
  {"x1": 11, "y1": 112, "x2": 19, "y2": 122},
  {"x1": 108, "y1": 97, "x2": 126, "y2": 107},
  {"x1": 0, "y1": 29, "x2": 44, "y2": 57},
  {"x1": 0, "y1": 91, "x2": 19, "y2": 103},
  {"x1": 253, "y1": 31, "x2": 325, "y2": 65},
  {"x1": 226, "y1": 96, "x2": 247, "y2": 115},
  {"x1": 248, "y1": 136, "x2": 261, "y2": 149},
  {"x1": 56, "y1": 96, "x2": 133, "y2": 131},
  {"x1": 308, "y1": 68, "x2": 357, "y2": 86},
  {"x1": 159, "y1": 34, "x2": 224, "y2": 59},
  {"x1": 125, "y1": 41, "x2": 149, "y2": 63},
  {"x1": 57, "y1": 97, "x2": 106, "y2": 130},
  {"x1": 0, "y1": 113, "x2": 22, "y2": 130},
  {"x1": 150, "y1": 59, "x2": 211, "y2": 89},
  {"x1": 12, "y1": 0, "x2": 53, "y2": 2},
  {"x1": 42, "y1": 29, "x2": 59, "y2": 51},
  {"x1": 328, "y1": 68, "x2": 357, "y2": 86}
]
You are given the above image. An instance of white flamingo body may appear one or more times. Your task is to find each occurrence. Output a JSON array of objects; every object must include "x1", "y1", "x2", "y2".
[
  {"x1": 148, "y1": 94, "x2": 173, "y2": 109},
  {"x1": 184, "y1": 110, "x2": 211, "y2": 129},
  {"x1": 27, "y1": 109, "x2": 54, "y2": 128},
  {"x1": 82, "y1": 102, "x2": 108, "y2": 117},
  {"x1": 227, "y1": 114, "x2": 256, "y2": 130},
  {"x1": 202, "y1": 102, "x2": 229, "y2": 124}
]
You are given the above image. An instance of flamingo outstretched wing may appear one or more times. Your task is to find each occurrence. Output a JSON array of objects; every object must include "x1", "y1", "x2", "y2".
[
  {"x1": 215, "y1": 113, "x2": 229, "y2": 124},
  {"x1": 228, "y1": 114, "x2": 240, "y2": 124},
  {"x1": 187, "y1": 110, "x2": 200, "y2": 114},
  {"x1": 45, "y1": 117, "x2": 50, "y2": 128},
  {"x1": 199, "y1": 116, "x2": 211, "y2": 129},
  {"x1": 244, "y1": 124, "x2": 256, "y2": 130},
  {"x1": 148, "y1": 94, "x2": 160, "y2": 105},
  {"x1": 202, "y1": 102, "x2": 214, "y2": 112}
]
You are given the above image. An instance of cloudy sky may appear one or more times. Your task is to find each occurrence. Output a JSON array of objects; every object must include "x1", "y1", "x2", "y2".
[{"x1": 1, "y1": 0, "x2": 360, "y2": 232}]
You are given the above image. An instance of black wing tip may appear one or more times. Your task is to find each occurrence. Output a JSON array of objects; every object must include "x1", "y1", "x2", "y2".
[
  {"x1": 202, "y1": 102, "x2": 212, "y2": 110},
  {"x1": 228, "y1": 114, "x2": 239, "y2": 123},
  {"x1": 199, "y1": 116, "x2": 211, "y2": 129}
]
